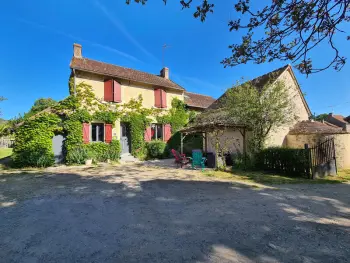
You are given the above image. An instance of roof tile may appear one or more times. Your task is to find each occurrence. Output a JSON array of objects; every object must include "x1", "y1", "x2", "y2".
[
  {"x1": 70, "y1": 57, "x2": 184, "y2": 91},
  {"x1": 289, "y1": 120, "x2": 346, "y2": 135},
  {"x1": 184, "y1": 92, "x2": 215, "y2": 109}
]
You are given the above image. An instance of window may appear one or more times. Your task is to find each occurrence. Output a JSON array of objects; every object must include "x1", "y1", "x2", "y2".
[
  {"x1": 154, "y1": 88, "x2": 167, "y2": 108},
  {"x1": 151, "y1": 123, "x2": 163, "y2": 140},
  {"x1": 91, "y1": 123, "x2": 104, "y2": 142},
  {"x1": 104, "y1": 80, "x2": 121, "y2": 102}
]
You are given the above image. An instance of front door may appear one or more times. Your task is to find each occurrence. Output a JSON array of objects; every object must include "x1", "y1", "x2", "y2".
[
  {"x1": 120, "y1": 122, "x2": 130, "y2": 154},
  {"x1": 52, "y1": 134, "x2": 65, "y2": 164}
]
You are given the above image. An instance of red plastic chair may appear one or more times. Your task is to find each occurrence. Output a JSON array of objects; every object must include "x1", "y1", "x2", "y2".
[{"x1": 171, "y1": 149, "x2": 191, "y2": 168}]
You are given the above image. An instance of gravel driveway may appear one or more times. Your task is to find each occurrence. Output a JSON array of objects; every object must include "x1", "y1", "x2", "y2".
[{"x1": 1, "y1": 164, "x2": 350, "y2": 263}]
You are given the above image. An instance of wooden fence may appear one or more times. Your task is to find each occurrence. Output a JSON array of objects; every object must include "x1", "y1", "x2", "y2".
[
  {"x1": 258, "y1": 138, "x2": 337, "y2": 179},
  {"x1": 306, "y1": 138, "x2": 337, "y2": 178}
]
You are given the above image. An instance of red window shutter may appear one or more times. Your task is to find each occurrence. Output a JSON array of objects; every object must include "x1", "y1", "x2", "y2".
[
  {"x1": 105, "y1": 124, "x2": 113, "y2": 143},
  {"x1": 144, "y1": 126, "x2": 152, "y2": 142},
  {"x1": 161, "y1": 89, "x2": 167, "y2": 108},
  {"x1": 83, "y1": 123, "x2": 90, "y2": 144},
  {"x1": 104, "y1": 80, "x2": 113, "y2": 102},
  {"x1": 163, "y1": 124, "x2": 171, "y2": 142},
  {"x1": 113, "y1": 80, "x2": 121, "y2": 102},
  {"x1": 154, "y1": 88, "x2": 161, "y2": 108}
]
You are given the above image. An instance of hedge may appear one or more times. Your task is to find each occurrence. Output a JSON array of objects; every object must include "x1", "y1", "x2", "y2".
[
  {"x1": 166, "y1": 132, "x2": 203, "y2": 156},
  {"x1": 12, "y1": 113, "x2": 61, "y2": 167},
  {"x1": 256, "y1": 147, "x2": 310, "y2": 178},
  {"x1": 66, "y1": 140, "x2": 121, "y2": 164}
]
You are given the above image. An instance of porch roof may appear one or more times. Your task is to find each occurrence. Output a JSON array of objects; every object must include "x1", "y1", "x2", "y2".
[
  {"x1": 179, "y1": 108, "x2": 248, "y2": 134},
  {"x1": 179, "y1": 123, "x2": 247, "y2": 134}
]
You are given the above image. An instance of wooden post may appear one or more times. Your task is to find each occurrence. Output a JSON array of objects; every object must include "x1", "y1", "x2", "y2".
[
  {"x1": 215, "y1": 131, "x2": 219, "y2": 170},
  {"x1": 304, "y1": 144, "x2": 312, "y2": 179},
  {"x1": 332, "y1": 138, "x2": 338, "y2": 175},
  {"x1": 204, "y1": 132, "x2": 208, "y2": 154}
]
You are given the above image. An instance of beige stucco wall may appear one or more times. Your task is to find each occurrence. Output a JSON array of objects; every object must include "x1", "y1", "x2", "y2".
[
  {"x1": 75, "y1": 71, "x2": 184, "y2": 140},
  {"x1": 286, "y1": 134, "x2": 350, "y2": 169},
  {"x1": 75, "y1": 71, "x2": 184, "y2": 110},
  {"x1": 265, "y1": 69, "x2": 310, "y2": 147},
  {"x1": 206, "y1": 129, "x2": 245, "y2": 154}
]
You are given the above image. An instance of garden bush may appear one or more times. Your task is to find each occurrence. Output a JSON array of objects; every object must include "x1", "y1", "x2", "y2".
[
  {"x1": 65, "y1": 146, "x2": 88, "y2": 165},
  {"x1": 146, "y1": 141, "x2": 167, "y2": 159},
  {"x1": 12, "y1": 113, "x2": 61, "y2": 167},
  {"x1": 66, "y1": 140, "x2": 121, "y2": 164},
  {"x1": 166, "y1": 132, "x2": 203, "y2": 156},
  {"x1": 85, "y1": 142, "x2": 110, "y2": 162},
  {"x1": 255, "y1": 147, "x2": 310, "y2": 178},
  {"x1": 107, "y1": 140, "x2": 121, "y2": 161}
]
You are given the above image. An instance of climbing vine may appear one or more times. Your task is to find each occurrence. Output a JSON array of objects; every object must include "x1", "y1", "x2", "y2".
[
  {"x1": 157, "y1": 98, "x2": 189, "y2": 133},
  {"x1": 13, "y1": 81, "x2": 194, "y2": 166},
  {"x1": 12, "y1": 113, "x2": 62, "y2": 167}
]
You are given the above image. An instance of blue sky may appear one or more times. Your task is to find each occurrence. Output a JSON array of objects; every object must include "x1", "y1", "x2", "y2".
[{"x1": 0, "y1": 0, "x2": 349, "y2": 119}]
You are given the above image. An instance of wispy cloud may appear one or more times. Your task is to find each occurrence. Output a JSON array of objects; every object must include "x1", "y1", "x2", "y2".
[
  {"x1": 93, "y1": 0, "x2": 159, "y2": 63},
  {"x1": 179, "y1": 75, "x2": 218, "y2": 90},
  {"x1": 15, "y1": 18, "x2": 140, "y2": 62}
]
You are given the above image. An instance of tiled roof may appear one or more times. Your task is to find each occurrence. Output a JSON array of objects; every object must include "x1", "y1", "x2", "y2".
[
  {"x1": 289, "y1": 120, "x2": 346, "y2": 135},
  {"x1": 184, "y1": 92, "x2": 215, "y2": 109},
  {"x1": 70, "y1": 57, "x2": 184, "y2": 91},
  {"x1": 332, "y1": 114, "x2": 348, "y2": 124}
]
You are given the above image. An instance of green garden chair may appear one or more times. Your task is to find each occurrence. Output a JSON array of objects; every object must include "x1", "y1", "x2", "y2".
[{"x1": 191, "y1": 150, "x2": 206, "y2": 171}]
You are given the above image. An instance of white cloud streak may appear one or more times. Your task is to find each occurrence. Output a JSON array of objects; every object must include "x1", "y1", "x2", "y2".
[
  {"x1": 16, "y1": 18, "x2": 141, "y2": 62},
  {"x1": 180, "y1": 75, "x2": 218, "y2": 90},
  {"x1": 93, "y1": 0, "x2": 159, "y2": 63}
]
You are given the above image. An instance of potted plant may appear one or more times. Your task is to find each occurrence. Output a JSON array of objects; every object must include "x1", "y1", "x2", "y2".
[{"x1": 85, "y1": 150, "x2": 95, "y2": 166}]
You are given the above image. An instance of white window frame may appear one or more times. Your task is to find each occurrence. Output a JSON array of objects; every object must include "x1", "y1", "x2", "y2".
[
  {"x1": 90, "y1": 122, "x2": 105, "y2": 142},
  {"x1": 151, "y1": 123, "x2": 163, "y2": 141}
]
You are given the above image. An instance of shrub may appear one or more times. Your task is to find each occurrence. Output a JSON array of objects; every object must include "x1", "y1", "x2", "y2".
[
  {"x1": 107, "y1": 140, "x2": 121, "y2": 161},
  {"x1": 86, "y1": 142, "x2": 109, "y2": 162},
  {"x1": 12, "y1": 113, "x2": 61, "y2": 167},
  {"x1": 166, "y1": 132, "x2": 203, "y2": 156},
  {"x1": 230, "y1": 152, "x2": 254, "y2": 170},
  {"x1": 255, "y1": 147, "x2": 310, "y2": 178},
  {"x1": 65, "y1": 140, "x2": 121, "y2": 164},
  {"x1": 146, "y1": 141, "x2": 167, "y2": 159},
  {"x1": 65, "y1": 146, "x2": 88, "y2": 165},
  {"x1": 85, "y1": 140, "x2": 121, "y2": 162}
]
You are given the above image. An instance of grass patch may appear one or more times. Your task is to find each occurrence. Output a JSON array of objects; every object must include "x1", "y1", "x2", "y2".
[
  {"x1": 204, "y1": 169, "x2": 350, "y2": 185},
  {"x1": 0, "y1": 148, "x2": 12, "y2": 159}
]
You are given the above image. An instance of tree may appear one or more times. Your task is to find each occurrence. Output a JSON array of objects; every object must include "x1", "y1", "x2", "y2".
[
  {"x1": 126, "y1": 0, "x2": 349, "y2": 75},
  {"x1": 313, "y1": 113, "x2": 329, "y2": 121},
  {"x1": 24, "y1": 98, "x2": 57, "y2": 119},
  {"x1": 224, "y1": 80, "x2": 298, "y2": 154}
]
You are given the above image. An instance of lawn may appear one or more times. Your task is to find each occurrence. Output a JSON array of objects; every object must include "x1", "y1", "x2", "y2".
[
  {"x1": 0, "y1": 148, "x2": 12, "y2": 159},
  {"x1": 204, "y1": 168, "x2": 350, "y2": 184}
]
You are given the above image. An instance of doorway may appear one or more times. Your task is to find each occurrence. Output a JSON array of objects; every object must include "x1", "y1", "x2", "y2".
[{"x1": 120, "y1": 122, "x2": 131, "y2": 154}]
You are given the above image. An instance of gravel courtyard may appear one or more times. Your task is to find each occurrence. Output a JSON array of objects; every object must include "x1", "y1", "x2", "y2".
[{"x1": 1, "y1": 163, "x2": 350, "y2": 263}]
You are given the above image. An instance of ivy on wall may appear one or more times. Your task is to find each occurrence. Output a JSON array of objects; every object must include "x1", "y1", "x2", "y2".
[
  {"x1": 12, "y1": 81, "x2": 195, "y2": 166},
  {"x1": 156, "y1": 98, "x2": 189, "y2": 134},
  {"x1": 121, "y1": 112, "x2": 150, "y2": 158},
  {"x1": 12, "y1": 113, "x2": 61, "y2": 167}
]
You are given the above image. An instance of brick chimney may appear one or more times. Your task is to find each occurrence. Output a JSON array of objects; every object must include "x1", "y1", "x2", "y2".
[
  {"x1": 160, "y1": 67, "x2": 169, "y2": 79},
  {"x1": 73, "y1": 43, "x2": 82, "y2": 58}
]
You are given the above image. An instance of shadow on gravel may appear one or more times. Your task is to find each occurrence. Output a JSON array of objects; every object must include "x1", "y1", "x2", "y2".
[{"x1": 0, "y1": 170, "x2": 349, "y2": 262}]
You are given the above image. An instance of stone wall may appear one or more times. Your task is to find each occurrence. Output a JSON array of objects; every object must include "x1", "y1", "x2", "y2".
[{"x1": 286, "y1": 133, "x2": 350, "y2": 169}]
